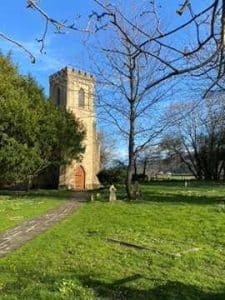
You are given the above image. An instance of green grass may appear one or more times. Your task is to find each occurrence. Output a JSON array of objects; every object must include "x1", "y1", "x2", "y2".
[
  {"x1": 0, "y1": 190, "x2": 72, "y2": 233},
  {"x1": 1, "y1": 182, "x2": 225, "y2": 299}
]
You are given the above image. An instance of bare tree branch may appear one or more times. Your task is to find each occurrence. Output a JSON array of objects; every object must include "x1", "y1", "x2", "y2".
[{"x1": 0, "y1": 32, "x2": 36, "y2": 63}]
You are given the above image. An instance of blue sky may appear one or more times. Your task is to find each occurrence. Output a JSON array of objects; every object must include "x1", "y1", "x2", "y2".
[{"x1": 0, "y1": 0, "x2": 209, "y2": 95}]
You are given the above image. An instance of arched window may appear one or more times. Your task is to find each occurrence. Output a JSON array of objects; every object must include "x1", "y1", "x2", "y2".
[
  {"x1": 56, "y1": 87, "x2": 61, "y2": 106},
  {"x1": 78, "y1": 88, "x2": 85, "y2": 107}
]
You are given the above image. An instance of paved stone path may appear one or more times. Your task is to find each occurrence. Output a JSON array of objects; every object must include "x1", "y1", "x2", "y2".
[{"x1": 0, "y1": 192, "x2": 86, "y2": 258}]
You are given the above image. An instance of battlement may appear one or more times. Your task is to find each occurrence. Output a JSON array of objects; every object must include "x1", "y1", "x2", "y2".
[{"x1": 49, "y1": 66, "x2": 95, "y2": 81}]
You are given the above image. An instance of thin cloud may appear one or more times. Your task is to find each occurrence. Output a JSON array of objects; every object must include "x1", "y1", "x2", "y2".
[{"x1": 0, "y1": 37, "x2": 66, "y2": 73}]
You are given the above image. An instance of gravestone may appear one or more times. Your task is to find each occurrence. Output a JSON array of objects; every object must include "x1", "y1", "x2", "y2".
[
  {"x1": 109, "y1": 185, "x2": 117, "y2": 202},
  {"x1": 90, "y1": 193, "x2": 94, "y2": 202}
]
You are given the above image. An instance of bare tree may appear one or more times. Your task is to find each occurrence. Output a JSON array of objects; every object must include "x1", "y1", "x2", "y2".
[
  {"x1": 92, "y1": 0, "x2": 225, "y2": 95},
  {"x1": 88, "y1": 5, "x2": 173, "y2": 199},
  {"x1": 137, "y1": 146, "x2": 162, "y2": 178},
  {"x1": 162, "y1": 93, "x2": 225, "y2": 180}
]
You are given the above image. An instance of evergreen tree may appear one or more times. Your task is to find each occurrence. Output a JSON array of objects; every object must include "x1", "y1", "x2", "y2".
[{"x1": 0, "y1": 53, "x2": 85, "y2": 188}]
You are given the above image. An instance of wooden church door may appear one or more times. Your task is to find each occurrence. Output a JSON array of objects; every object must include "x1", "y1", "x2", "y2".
[{"x1": 75, "y1": 166, "x2": 85, "y2": 190}]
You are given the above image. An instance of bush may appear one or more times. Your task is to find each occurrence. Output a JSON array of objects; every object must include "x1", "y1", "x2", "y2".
[
  {"x1": 98, "y1": 167, "x2": 126, "y2": 185},
  {"x1": 132, "y1": 173, "x2": 149, "y2": 183}
]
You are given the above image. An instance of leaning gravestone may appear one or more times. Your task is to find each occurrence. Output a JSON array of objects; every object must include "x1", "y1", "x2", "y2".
[{"x1": 109, "y1": 185, "x2": 117, "y2": 202}]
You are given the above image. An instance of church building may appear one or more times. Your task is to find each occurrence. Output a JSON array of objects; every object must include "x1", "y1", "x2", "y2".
[{"x1": 49, "y1": 67, "x2": 100, "y2": 190}]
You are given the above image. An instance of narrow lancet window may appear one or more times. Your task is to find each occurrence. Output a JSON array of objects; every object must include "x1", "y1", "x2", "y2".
[{"x1": 78, "y1": 88, "x2": 85, "y2": 107}]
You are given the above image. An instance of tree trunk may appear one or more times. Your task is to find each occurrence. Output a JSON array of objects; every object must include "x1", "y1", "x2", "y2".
[
  {"x1": 126, "y1": 163, "x2": 134, "y2": 200},
  {"x1": 134, "y1": 157, "x2": 137, "y2": 177},
  {"x1": 126, "y1": 55, "x2": 136, "y2": 201},
  {"x1": 143, "y1": 159, "x2": 147, "y2": 176},
  {"x1": 126, "y1": 110, "x2": 135, "y2": 200},
  {"x1": 26, "y1": 175, "x2": 33, "y2": 192}
]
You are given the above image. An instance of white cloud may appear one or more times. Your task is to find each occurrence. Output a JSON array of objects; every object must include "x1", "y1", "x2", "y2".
[
  {"x1": 19, "y1": 40, "x2": 66, "y2": 72},
  {"x1": 0, "y1": 36, "x2": 66, "y2": 73}
]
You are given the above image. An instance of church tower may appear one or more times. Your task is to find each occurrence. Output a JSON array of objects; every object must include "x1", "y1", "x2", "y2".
[{"x1": 49, "y1": 67, "x2": 100, "y2": 190}]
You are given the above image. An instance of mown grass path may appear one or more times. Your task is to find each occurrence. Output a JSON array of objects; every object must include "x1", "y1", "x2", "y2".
[{"x1": 0, "y1": 192, "x2": 85, "y2": 258}]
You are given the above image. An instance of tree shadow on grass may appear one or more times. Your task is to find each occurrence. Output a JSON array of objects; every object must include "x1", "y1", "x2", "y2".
[
  {"x1": 137, "y1": 191, "x2": 225, "y2": 205},
  {"x1": 2, "y1": 264, "x2": 224, "y2": 300},
  {"x1": 76, "y1": 275, "x2": 225, "y2": 300}
]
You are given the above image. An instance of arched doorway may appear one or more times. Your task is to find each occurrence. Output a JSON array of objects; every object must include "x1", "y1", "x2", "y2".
[{"x1": 74, "y1": 165, "x2": 85, "y2": 190}]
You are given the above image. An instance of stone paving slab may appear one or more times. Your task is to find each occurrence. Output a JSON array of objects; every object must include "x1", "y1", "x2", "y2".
[{"x1": 0, "y1": 192, "x2": 85, "y2": 258}]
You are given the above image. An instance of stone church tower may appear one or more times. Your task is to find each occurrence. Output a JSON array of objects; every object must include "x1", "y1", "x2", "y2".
[{"x1": 49, "y1": 67, "x2": 100, "y2": 190}]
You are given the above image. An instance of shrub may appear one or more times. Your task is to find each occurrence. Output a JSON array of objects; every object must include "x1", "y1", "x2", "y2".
[
  {"x1": 132, "y1": 173, "x2": 149, "y2": 183},
  {"x1": 98, "y1": 167, "x2": 126, "y2": 185}
]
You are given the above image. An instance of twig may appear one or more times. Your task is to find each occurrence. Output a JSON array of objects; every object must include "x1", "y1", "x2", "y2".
[{"x1": 0, "y1": 32, "x2": 35, "y2": 63}]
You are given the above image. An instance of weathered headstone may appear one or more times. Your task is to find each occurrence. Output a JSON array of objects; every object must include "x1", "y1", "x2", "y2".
[
  {"x1": 184, "y1": 180, "x2": 188, "y2": 188},
  {"x1": 90, "y1": 193, "x2": 94, "y2": 202},
  {"x1": 109, "y1": 185, "x2": 117, "y2": 202}
]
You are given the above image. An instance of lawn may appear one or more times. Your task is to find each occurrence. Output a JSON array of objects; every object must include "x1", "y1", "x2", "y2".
[
  {"x1": 0, "y1": 182, "x2": 225, "y2": 299},
  {"x1": 0, "y1": 190, "x2": 71, "y2": 233}
]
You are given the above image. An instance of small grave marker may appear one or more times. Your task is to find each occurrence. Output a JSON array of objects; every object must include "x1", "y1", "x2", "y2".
[
  {"x1": 109, "y1": 185, "x2": 117, "y2": 202},
  {"x1": 90, "y1": 194, "x2": 94, "y2": 202}
]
